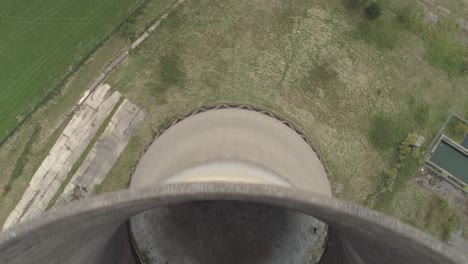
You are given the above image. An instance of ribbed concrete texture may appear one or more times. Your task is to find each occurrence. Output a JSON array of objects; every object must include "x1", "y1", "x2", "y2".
[
  {"x1": 0, "y1": 183, "x2": 466, "y2": 264},
  {"x1": 131, "y1": 202, "x2": 328, "y2": 264},
  {"x1": 130, "y1": 108, "x2": 332, "y2": 263}
]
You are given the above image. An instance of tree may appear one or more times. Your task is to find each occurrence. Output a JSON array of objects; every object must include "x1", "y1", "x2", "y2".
[{"x1": 366, "y1": 2, "x2": 382, "y2": 20}]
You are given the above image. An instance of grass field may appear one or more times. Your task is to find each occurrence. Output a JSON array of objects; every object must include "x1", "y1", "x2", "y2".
[
  {"x1": 0, "y1": 0, "x2": 145, "y2": 140},
  {"x1": 0, "y1": 0, "x2": 176, "y2": 229},
  {"x1": 0, "y1": 0, "x2": 467, "y2": 242},
  {"x1": 100, "y1": 0, "x2": 467, "y2": 240}
]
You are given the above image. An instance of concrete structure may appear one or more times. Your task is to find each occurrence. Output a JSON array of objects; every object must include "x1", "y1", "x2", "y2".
[
  {"x1": 130, "y1": 107, "x2": 331, "y2": 194},
  {"x1": 0, "y1": 183, "x2": 466, "y2": 264},
  {"x1": 3, "y1": 84, "x2": 122, "y2": 229},
  {"x1": 3, "y1": 85, "x2": 145, "y2": 230},
  {"x1": 0, "y1": 105, "x2": 467, "y2": 264},
  {"x1": 129, "y1": 107, "x2": 331, "y2": 263},
  {"x1": 56, "y1": 99, "x2": 145, "y2": 206}
]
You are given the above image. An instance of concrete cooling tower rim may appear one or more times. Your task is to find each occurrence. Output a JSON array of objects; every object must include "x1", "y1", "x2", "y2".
[
  {"x1": 137, "y1": 103, "x2": 327, "y2": 172},
  {"x1": 127, "y1": 103, "x2": 333, "y2": 263},
  {"x1": 1, "y1": 104, "x2": 466, "y2": 263},
  {"x1": 152, "y1": 104, "x2": 318, "y2": 149},
  {"x1": 0, "y1": 183, "x2": 466, "y2": 264}
]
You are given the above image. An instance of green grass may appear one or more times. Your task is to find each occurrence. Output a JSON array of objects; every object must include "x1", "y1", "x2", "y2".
[
  {"x1": 0, "y1": 0, "x2": 144, "y2": 142},
  {"x1": 396, "y1": 7, "x2": 467, "y2": 77},
  {"x1": 0, "y1": 0, "x2": 177, "y2": 227},
  {"x1": 1, "y1": 0, "x2": 467, "y2": 241},
  {"x1": 102, "y1": 0, "x2": 467, "y2": 241},
  {"x1": 392, "y1": 185, "x2": 462, "y2": 240},
  {"x1": 409, "y1": 97, "x2": 430, "y2": 126},
  {"x1": 9, "y1": 126, "x2": 41, "y2": 181},
  {"x1": 353, "y1": 16, "x2": 400, "y2": 49},
  {"x1": 1, "y1": 126, "x2": 40, "y2": 197},
  {"x1": 443, "y1": 214, "x2": 460, "y2": 241},
  {"x1": 426, "y1": 35, "x2": 467, "y2": 77},
  {"x1": 368, "y1": 113, "x2": 409, "y2": 152},
  {"x1": 375, "y1": 149, "x2": 424, "y2": 210},
  {"x1": 366, "y1": 133, "x2": 425, "y2": 211},
  {"x1": 352, "y1": 1, "x2": 467, "y2": 77}
]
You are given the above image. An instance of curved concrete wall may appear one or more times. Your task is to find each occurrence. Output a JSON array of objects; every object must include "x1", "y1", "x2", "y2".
[
  {"x1": 0, "y1": 183, "x2": 466, "y2": 264},
  {"x1": 131, "y1": 108, "x2": 331, "y2": 196},
  {"x1": 1, "y1": 106, "x2": 466, "y2": 263},
  {"x1": 129, "y1": 107, "x2": 332, "y2": 263}
]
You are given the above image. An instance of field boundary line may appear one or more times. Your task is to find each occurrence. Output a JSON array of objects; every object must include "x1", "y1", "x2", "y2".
[
  {"x1": 0, "y1": 0, "x2": 113, "y2": 114},
  {"x1": 78, "y1": 0, "x2": 185, "y2": 104},
  {"x1": 0, "y1": 0, "x2": 149, "y2": 147}
]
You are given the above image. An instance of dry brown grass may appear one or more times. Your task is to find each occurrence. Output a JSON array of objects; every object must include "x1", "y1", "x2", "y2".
[
  {"x1": 101, "y1": 0, "x2": 468, "y2": 240},
  {"x1": 2, "y1": 0, "x2": 467, "y2": 241}
]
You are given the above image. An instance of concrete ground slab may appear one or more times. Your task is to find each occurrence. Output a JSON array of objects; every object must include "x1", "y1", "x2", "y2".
[
  {"x1": 57, "y1": 99, "x2": 144, "y2": 206},
  {"x1": 3, "y1": 84, "x2": 122, "y2": 230}
]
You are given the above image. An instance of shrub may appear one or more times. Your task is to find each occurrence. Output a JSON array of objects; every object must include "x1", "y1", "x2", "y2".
[
  {"x1": 398, "y1": 150, "x2": 423, "y2": 180},
  {"x1": 366, "y1": 2, "x2": 381, "y2": 20},
  {"x1": 443, "y1": 214, "x2": 459, "y2": 241},
  {"x1": 120, "y1": 23, "x2": 137, "y2": 41},
  {"x1": 373, "y1": 133, "x2": 425, "y2": 210},
  {"x1": 353, "y1": 19, "x2": 399, "y2": 49},
  {"x1": 369, "y1": 114, "x2": 407, "y2": 151},
  {"x1": 397, "y1": 3, "x2": 418, "y2": 27},
  {"x1": 437, "y1": 196, "x2": 449, "y2": 211},
  {"x1": 446, "y1": 118, "x2": 468, "y2": 141},
  {"x1": 453, "y1": 122, "x2": 468, "y2": 136}
]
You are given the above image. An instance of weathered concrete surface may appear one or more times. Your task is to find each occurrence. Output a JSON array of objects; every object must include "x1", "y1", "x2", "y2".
[
  {"x1": 0, "y1": 183, "x2": 466, "y2": 264},
  {"x1": 132, "y1": 201, "x2": 328, "y2": 264},
  {"x1": 87, "y1": 73, "x2": 107, "y2": 93},
  {"x1": 130, "y1": 32, "x2": 149, "y2": 49},
  {"x1": 130, "y1": 108, "x2": 332, "y2": 263},
  {"x1": 1, "y1": 106, "x2": 466, "y2": 264},
  {"x1": 130, "y1": 108, "x2": 332, "y2": 196},
  {"x1": 56, "y1": 99, "x2": 144, "y2": 205},
  {"x1": 2, "y1": 84, "x2": 121, "y2": 230},
  {"x1": 104, "y1": 51, "x2": 129, "y2": 74},
  {"x1": 131, "y1": 0, "x2": 185, "y2": 48}
]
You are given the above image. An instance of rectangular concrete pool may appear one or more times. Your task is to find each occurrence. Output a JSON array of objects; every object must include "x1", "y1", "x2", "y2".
[
  {"x1": 430, "y1": 139, "x2": 468, "y2": 185},
  {"x1": 462, "y1": 135, "x2": 468, "y2": 149}
]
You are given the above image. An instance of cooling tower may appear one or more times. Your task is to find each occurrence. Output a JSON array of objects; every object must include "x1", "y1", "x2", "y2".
[{"x1": 0, "y1": 105, "x2": 465, "y2": 264}]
